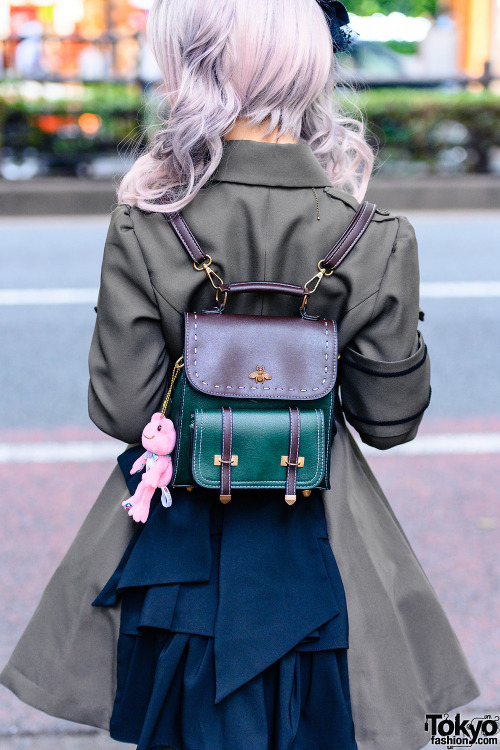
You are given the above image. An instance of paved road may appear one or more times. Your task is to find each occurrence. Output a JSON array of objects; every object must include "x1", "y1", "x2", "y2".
[
  {"x1": 1, "y1": 211, "x2": 499, "y2": 428},
  {"x1": 0, "y1": 211, "x2": 499, "y2": 746}
]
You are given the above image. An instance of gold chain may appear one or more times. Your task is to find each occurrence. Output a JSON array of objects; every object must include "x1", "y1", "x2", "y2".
[
  {"x1": 312, "y1": 188, "x2": 320, "y2": 221},
  {"x1": 160, "y1": 356, "x2": 184, "y2": 417}
]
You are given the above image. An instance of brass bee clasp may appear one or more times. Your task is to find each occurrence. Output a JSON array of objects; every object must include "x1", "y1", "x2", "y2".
[{"x1": 249, "y1": 365, "x2": 272, "y2": 383}]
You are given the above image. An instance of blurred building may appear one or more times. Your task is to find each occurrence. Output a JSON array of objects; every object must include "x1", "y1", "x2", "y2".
[
  {"x1": 448, "y1": 0, "x2": 499, "y2": 77},
  {"x1": 0, "y1": 0, "x2": 159, "y2": 81},
  {"x1": 0, "y1": 0, "x2": 498, "y2": 85}
]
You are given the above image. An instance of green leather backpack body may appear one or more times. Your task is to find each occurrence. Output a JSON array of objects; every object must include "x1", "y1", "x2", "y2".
[{"x1": 160, "y1": 201, "x2": 376, "y2": 505}]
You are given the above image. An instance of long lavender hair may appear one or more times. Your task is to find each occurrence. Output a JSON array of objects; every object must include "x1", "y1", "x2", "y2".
[{"x1": 118, "y1": 0, "x2": 375, "y2": 212}]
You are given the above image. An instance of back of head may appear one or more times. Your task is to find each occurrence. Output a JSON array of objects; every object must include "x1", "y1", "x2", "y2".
[{"x1": 119, "y1": 0, "x2": 375, "y2": 212}]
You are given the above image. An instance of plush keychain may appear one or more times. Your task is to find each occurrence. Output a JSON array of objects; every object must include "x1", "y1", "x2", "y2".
[
  {"x1": 122, "y1": 413, "x2": 176, "y2": 523},
  {"x1": 122, "y1": 357, "x2": 184, "y2": 524}
]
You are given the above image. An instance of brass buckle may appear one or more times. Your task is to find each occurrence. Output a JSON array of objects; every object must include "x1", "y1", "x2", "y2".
[
  {"x1": 304, "y1": 261, "x2": 334, "y2": 295},
  {"x1": 318, "y1": 260, "x2": 334, "y2": 277},
  {"x1": 214, "y1": 455, "x2": 238, "y2": 466},
  {"x1": 193, "y1": 255, "x2": 224, "y2": 290},
  {"x1": 281, "y1": 456, "x2": 305, "y2": 467},
  {"x1": 301, "y1": 261, "x2": 334, "y2": 314},
  {"x1": 215, "y1": 286, "x2": 228, "y2": 310}
]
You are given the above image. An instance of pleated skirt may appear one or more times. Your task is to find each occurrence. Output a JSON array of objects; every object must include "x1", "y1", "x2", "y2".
[{"x1": 92, "y1": 445, "x2": 359, "y2": 750}]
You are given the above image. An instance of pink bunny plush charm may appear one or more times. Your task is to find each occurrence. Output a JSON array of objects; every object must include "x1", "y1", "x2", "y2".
[{"x1": 122, "y1": 413, "x2": 177, "y2": 523}]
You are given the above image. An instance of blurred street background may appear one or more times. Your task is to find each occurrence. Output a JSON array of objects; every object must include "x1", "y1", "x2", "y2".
[{"x1": 0, "y1": 0, "x2": 499, "y2": 748}]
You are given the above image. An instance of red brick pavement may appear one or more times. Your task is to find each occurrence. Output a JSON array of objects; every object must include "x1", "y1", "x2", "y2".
[
  {"x1": 0, "y1": 456, "x2": 116, "y2": 733},
  {"x1": 0, "y1": 419, "x2": 497, "y2": 732}
]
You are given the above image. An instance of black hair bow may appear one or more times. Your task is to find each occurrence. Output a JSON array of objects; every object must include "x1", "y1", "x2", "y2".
[{"x1": 316, "y1": 0, "x2": 356, "y2": 52}]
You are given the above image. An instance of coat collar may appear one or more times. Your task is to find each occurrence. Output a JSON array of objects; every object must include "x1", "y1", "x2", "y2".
[{"x1": 210, "y1": 139, "x2": 334, "y2": 188}]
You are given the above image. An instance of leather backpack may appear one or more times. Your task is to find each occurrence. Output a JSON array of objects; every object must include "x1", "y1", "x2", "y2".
[{"x1": 160, "y1": 201, "x2": 376, "y2": 505}]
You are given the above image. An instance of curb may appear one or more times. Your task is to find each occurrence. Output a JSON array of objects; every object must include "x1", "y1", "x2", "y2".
[
  {"x1": 0, "y1": 175, "x2": 499, "y2": 215},
  {"x1": 365, "y1": 174, "x2": 500, "y2": 212},
  {"x1": 0, "y1": 179, "x2": 117, "y2": 216}
]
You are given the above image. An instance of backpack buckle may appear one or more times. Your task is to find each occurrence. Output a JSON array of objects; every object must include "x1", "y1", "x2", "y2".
[
  {"x1": 301, "y1": 260, "x2": 336, "y2": 315},
  {"x1": 193, "y1": 255, "x2": 224, "y2": 291},
  {"x1": 215, "y1": 286, "x2": 228, "y2": 311},
  {"x1": 281, "y1": 456, "x2": 305, "y2": 467},
  {"x1": 214, "y1": 455, "x2": 239, "y2": 466},
  {"x1": 299, "y1": 292, "x2": 321, "y2": 320},
  {"x1": 300, "y1": 291, "x2": 310, "y2": 313}
]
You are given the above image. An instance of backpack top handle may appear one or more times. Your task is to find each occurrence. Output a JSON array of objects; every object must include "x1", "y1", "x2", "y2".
[{"x1": 218, "y1": 281, "x2": 305, "y2": 297}]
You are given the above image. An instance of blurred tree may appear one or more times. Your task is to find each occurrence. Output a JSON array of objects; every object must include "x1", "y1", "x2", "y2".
[{"x1": 347, "y1": 0, "x2": 437, "y2": 18}]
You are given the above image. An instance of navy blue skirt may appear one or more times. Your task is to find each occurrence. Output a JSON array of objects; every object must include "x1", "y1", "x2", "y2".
[{"x1": 92, "y1": 445, "x2": 358, "y2": 750}]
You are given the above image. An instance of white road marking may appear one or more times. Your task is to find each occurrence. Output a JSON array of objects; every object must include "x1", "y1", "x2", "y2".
[
  {"x1": 0, "y1": 288, "x2": 98, "y2": 305},
  {"x1": 358, "y1": 432, "x2": 500, "y2": 456},
  {"x1": 0, "y1": 441, "x2": 127, "y2": 463},
  {"x1": 0, "y1": 434, "x2": 499, "y2": 463},
  {"x1": 1, "y1": 282, "x2": 500, "y2": 306},
  {"x1": 0, "y1": 215, "x2": 110, "y2": 227},
  {"x1": 420, "y1": 281, "x2": 500, "y2": 297}
]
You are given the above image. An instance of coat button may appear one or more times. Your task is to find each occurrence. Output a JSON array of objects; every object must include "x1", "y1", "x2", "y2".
[{"x1": 375, "y1": 207, "x2": 391, "y2": 215}]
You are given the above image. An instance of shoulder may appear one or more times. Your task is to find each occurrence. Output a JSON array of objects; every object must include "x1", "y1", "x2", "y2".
[
  {"x1": 105, "y1": 203, "x2": 194, "y2": 309},
  {"x1": 322, "y1": 188, "x2": 420, "y2": 299},
  {"x1": 324, "y1": 187, "x2": 419, "y2": 264},
  {"x1": 322, "y1": 185, "x2": 415, "y2": 257},
  {"x1": 108, "y1": 203, "x2": 154, "y2": 232},
  {"x1": 104, "y1": 204, "x2": 137, "y2": 247},
  {"x1": 108, "y1": 202, "x2": 168, "y2": 227},
  {"x1": 106, "y1": 203, "x2": 171, "y2": 256},
  {"x1": 324, "y1": 184, "x2": 402, "y2": 224},
  {"x1": 102, "y1": 204, "x2": 157, "y2": 275},
  {"x1": 108, "y1": 202, "x2": 134, "y2": 225}
]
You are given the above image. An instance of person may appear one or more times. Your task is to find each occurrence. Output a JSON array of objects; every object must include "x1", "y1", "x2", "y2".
[{"x1": 0, "y1": 0, "x2": 480, "y2": 748}]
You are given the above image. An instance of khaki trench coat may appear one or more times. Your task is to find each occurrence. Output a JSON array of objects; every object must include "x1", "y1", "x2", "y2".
[{"x1": 1, "y1": 140, "x2": 480, "y2": 750}]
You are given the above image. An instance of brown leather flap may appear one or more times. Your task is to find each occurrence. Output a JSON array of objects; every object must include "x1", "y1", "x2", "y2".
[{"x1": 184, "y1": 312, "x2": 337, "y2": 399}]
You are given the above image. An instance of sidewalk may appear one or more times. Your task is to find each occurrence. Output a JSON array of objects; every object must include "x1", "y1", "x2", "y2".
[
  {"x1": 0, "y1": 174, "x2": 499, "y2": 215},
  {"x1": 0, "y1": 731, "x2": 133, "y2": 750},
  {"x1": 0, "y1": 711, "x2": 497, "y2": 750}
]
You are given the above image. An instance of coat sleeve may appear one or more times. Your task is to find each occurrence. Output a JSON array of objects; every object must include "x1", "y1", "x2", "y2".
[
  {"x1": 339, "y1": 214, "x2": 431, "y2": 450},
  {"x1": 88, "y1": 204, "x2": 170, "y2": 444}
]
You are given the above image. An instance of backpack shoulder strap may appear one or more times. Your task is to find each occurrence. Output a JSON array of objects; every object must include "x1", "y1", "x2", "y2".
[
  {"x1": 165, "y1": 201, "x2": 377, "y2": 273},
  {"x1": 319, "y1": 200, "x2": 377, "y2": 272},
  {"x1": 165, "y1": 212, "x2": 209, "y2": 266}
]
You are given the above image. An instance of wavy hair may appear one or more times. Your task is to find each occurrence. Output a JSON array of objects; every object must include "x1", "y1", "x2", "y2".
[{"x1": 118, "y1": 0, "x2": 375, "y2": 212}]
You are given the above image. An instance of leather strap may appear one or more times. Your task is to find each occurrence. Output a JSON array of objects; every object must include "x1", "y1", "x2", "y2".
[
  {"x1": 219, "y1": 281, "x2": 305, "y2": 297},
  {"x1": 219, "y1": 406, "x2": 233, "y2": 503},
  {"x1": 165, "y1": 212, "x2": 209, "y2": 266},
  {"x1": 320, "y1": 200, "x2": 376, "y2": 271},
  {"x1": 285, "y1": 407, "x2": 301, "y2": 505},
  {"x1": 166, "y1": 200, "x2": 376, "y2": 280}
]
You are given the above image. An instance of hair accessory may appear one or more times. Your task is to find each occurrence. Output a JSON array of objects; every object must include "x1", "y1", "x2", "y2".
[{"x1": 316, "y1": 0, "x2": 357, "y2": 52}]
